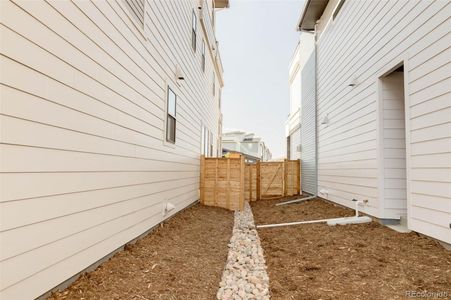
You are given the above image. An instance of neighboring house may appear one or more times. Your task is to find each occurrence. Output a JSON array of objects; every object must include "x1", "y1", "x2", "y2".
[
  {"x1": 0, "y1": 0, "x2": 229, "y2": 298},
  {"x1": 285, "y1": 33, "x2": 315, "y2": 161},
  {"x1": 296, "y1": 0, "x2": 451, "y2": 244},
  {"x1": 285, "y1": 33, "x2": 316, "y2": 194},
  {"x1": 223, "y1": 150, "x2": 259, "y2": 164},
  {"x1": 222, "y1": 131, "x2": 272, "y2": 162}
]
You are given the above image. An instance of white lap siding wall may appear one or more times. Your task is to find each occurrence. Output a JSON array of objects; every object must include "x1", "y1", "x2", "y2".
[
  {"x1": 0, "y1": 0, "x2": 223, "y2": 298},
  {"x1": 316, "y1": 0, "x2": 451, "y2": 243},
  {"x1": 287, "y1": 65, "x2": 301, "y2": 160},
  {"x1": 289, "y1": 126, "x2": 301, "y2": 160},
  {"x1": 301, "y1": 51, "x2": 317, "y2": 195}
]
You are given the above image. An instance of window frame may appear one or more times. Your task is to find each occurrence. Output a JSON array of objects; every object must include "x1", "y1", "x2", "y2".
[
  {"x1": 201, "y1": 39, "x2": 206, "y2": 72},
  {"x1": 206, "y1": 129, "x2": 210, "y2": 156},
  {"x1": 286, "y1": 136, "x2": 291, "y2": 159},
  {"x1": 212, "y1": 72, "x2": 215, "y2": 96},
  {"x1": 200, "y1": 125, "x2": 215, "y2": 157},
  {"x1": 218, "y1": 88, "x2": 222, "y2": 109},
  {"x1": 201, "y1": 125, "x2": 205, "y2": 155},
  {"x1": 209, "y1": 131, "x2": 213, "y2": 156},
  {"x1": 192, "y1": 10, "x2": 197, "y2": 52},
  {"x1": 166, "y1": 86, "x2": 177, "y2": 144}
]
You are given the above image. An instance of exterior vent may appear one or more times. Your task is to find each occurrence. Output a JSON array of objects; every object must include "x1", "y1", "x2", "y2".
[{"x1": 296, "y1": 145, "x2": 301, "y2": 152}]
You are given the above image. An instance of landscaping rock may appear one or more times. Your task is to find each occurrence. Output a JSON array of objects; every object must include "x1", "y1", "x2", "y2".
[{"x1": 217, "y1": 202, "x2": 270, "y2": 300}]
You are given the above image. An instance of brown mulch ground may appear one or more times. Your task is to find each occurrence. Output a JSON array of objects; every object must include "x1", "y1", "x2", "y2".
[
  {"x1": 49, "y1": 204, "x2": 233, "y2": 300},
  {"x1": 252, "y1": 198, "x2": 451, "y2": 300}
]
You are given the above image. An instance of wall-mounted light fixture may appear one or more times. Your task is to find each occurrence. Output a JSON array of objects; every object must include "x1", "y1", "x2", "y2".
[
  {"x1": 348, "y1": 76, "x2": 358, "y2": 87},
  {"x1": 175, "y1": 65, "x2": 185, "y2": 85},
  {"x1": 321, "y1": 114, "x2": 329, "y2": 125}
]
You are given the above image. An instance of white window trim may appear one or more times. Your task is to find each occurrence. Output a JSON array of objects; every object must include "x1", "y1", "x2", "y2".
[
  {"x1": 163, "y1": 82, "x2": 177, "y2": 148},
  {"x1": 201, "y1": 39, "x2": 206, "y2": 72},
  {"x1": 201, "y1": 124, "x2": 215, "y2": 157},
  {"x1": 191, "y1": 9, "x2": 198, "y2": 53},
  {"x1": 212, "y1": 72, "x2": 215, "y2": 96}
]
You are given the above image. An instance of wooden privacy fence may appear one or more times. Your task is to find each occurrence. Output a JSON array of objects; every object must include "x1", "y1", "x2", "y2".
[
  {"x1": 200, "y1": 155, "x2": 300, "y2": 210},
  {"x1": 200, "y1": 155, "x2": 245, "y2": 211}
]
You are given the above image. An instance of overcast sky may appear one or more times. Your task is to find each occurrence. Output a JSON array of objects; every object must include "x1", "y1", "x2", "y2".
[{"x1": 216, "y1": 0, "x2": 304, "y2": 158}]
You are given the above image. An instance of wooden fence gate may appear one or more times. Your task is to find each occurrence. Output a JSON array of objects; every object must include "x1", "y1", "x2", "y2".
[
  {"x1": 245, "y1": 160, "x2": 300, "y2": 201},
  {"x1": 200, "y1": 155, "x2": 300, "y2": 210}
]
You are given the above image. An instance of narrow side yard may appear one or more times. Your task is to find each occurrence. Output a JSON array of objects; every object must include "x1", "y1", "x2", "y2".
[
  {"x1": 49, "y1": 204, "x2": 233, "y2": 300},
  {"x1": 252, "y1": 198, "x2": 451, "y2": 300}
]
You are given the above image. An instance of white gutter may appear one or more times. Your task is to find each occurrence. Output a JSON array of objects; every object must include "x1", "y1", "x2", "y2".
[{"x1": 199, "y1": 0, "x2": 225, "y2": 87}]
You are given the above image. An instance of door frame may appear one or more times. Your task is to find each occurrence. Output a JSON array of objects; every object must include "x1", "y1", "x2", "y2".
[{"x1": 375, "y1": 56, "x2": 412, "y2": 227}]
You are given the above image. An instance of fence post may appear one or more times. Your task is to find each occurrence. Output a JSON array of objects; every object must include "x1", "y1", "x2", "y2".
[
  {"x1": 200, "y1": 155, "x2": 205, "y2": 204},
  {"x1": 291, "y1": 161, "x2": 298, "y2": 195},
  {"x1": 256, "y1": 160, "x2": 261, "y2": 200},
  {"x1": 249, "y1": 164, "x2": 252, "y2": 201},
  {"x1": 283, "y1": 159, "x2": 287, "y2": 197},
  {"x1": 226, "y1": 158, "x2": 230, "y2": 209},
  {"x1": 240, "y1": 155, "x2": 245, "y2": 210},
  {"x1": 297, "y1": 159, "x2": 301, "y2": 195},
  {"x1": 214, "y1": 158, "x2": 218, "y2": 206}
]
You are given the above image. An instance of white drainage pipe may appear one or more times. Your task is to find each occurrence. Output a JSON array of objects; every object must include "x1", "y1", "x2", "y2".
[
  {"x1": 256, "y1": 216, "x2": 371, "y2": 229},
  {"x1": 257, "y1": 217, "x2": 338, "y2": 228},
  {"x1": 257, "y1": 198, "x2": 372, "y2": 229},
  {"x1": 276, "y1": 195, "x2": 316, "y2": 206},
  {"x1": 326, "y1": 216, "x2": 372, "y2": 226},
  {"x1": 353, "y1": 198, "x2": 361, "y2": 217}
]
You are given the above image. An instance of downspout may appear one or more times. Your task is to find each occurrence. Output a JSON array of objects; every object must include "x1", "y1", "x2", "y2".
[
  {"x1": 277, "y1": 28, "x2": 318, "y2": 207},
  {"x1": 313, "y1": 24, "x2": 319, "y2": 199}
]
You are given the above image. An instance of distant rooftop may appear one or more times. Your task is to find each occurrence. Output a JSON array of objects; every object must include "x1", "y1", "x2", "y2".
[{"x1": 215, "y1": 0, "x2": 229, "y2": 9}]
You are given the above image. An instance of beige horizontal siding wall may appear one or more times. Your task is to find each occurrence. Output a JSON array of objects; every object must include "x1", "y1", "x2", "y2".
[
  {"x1": 316, "y1": 0, "x2": 451, "y2": 243},
  {"x1": 0, "y1": 0, "x2": 222, "y2": 298}
]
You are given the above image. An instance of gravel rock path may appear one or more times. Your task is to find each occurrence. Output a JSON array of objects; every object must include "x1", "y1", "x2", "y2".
[{"x1": 217, "y1": 202, "x2": 270, "y2": 300}]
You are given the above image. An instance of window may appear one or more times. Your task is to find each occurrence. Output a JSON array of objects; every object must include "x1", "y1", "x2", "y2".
[
  {"x1": 210, "y1": 131, "x2": 213, "y2": 156},
  {"x1": 166, "y1": 87, "x2": 176, "y2": 143},
  {"x1": 332, "y1": 0, "x2": 346, "y2": 20},
  {"x1": 122, "y1": 0, "x2": 145, "y2": 28},
  {"x1": 201, "y1": 40, "x2": 206, "y2": 72},
  {"x1": 201, "y1": 126, "x2": 205, "y2": 155},
  {"x1": 192, "y1": 10, "x2": 197, "y2": 52},
  {"x1": 201, "y1": 125, "x2": 214, "y2": 157},
  {"x1": 286, "y1": 136, "x2": 291, "y2": 159},
  {"x1": 212, "y1": 0, "x2": 216, "y2": 29},
  {"x1": 217, "y1": 139, "x2": 221, "y2": 157},
  {"x1": 204, "y1": 128, "x2": 209, "y2": 156},
  {"x1": 217, "y1": 120, "x2": 222, "y2": 157}
]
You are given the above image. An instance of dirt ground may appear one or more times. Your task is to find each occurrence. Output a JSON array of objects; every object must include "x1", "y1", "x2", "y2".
[
  {"x1": 252, "y1": 198, "x2": 451, "y2": 300},
  {"x1": 49, "y1": 204, "x2": 233, "y2": 300}
]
